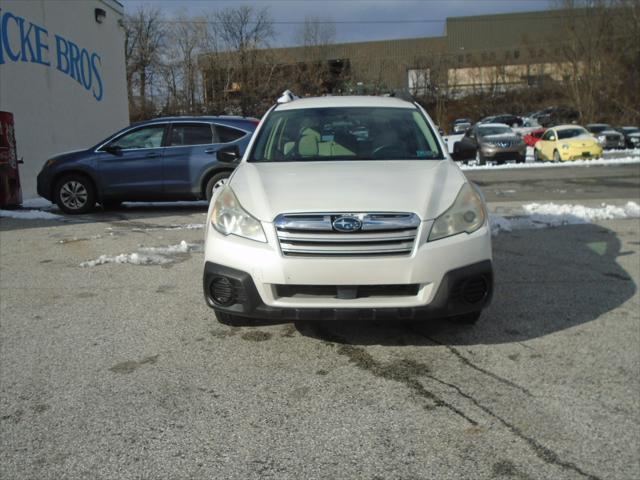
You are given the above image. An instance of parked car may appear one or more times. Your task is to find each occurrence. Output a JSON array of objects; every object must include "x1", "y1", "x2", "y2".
[
  {"x1": 452, "y1": 118, "x2": 472, "y2": 133},
  {"x1": 37, "y1": 116, "x2": 259, "y2": 213},
  {"x1": 585, "y1": 124, "x2": 625, "y2": 150},
  {"x1": 615, "y1": 126, "x2": 640, "y2": 149},
  {"x1": 203, "y1": 94, "x2": 493, "y2": 324},
  {"x1": 533, "y1": 125, "x2": 602, "y2": 162},
  {"x1": 531, "y1": 106, "x2": 579, "y2": 127},
  {"x1": 452, "y1": 123, "x2": 526, "y2": 165},
  {"x1": 523, "y1": 128, "x2": 547, "y2": 147},
  {"x1": 514, "y1": 116, "x2": 542, "y2": 137},
  {"x1": 479, "y1": 114, "x2": 523, "y2": 128}
]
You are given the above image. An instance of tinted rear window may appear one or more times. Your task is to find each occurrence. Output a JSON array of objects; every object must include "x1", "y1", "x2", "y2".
[{"x1": 169, "y1": 124, "x2": 214, "y2": 146}]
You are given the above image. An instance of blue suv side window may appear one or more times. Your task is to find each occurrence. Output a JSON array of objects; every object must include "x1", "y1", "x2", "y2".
[
  {"x1": 216, "y1": 124, "x2": 246, "y2": 143},
  {"x1": 169, "y1": 124, "x2": 214, "y2": 146},
  {"x1": 109, "y1": 126, "x2": 165, "y2": 150}
]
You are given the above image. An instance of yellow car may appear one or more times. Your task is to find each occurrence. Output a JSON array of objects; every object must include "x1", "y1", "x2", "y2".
[{"x1": 534, "y1": 125, "x2": 603, "y2": 162}]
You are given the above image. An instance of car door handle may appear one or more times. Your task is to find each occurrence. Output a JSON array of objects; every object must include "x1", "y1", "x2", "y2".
[
  {"x1": 145, "y1": 152, "x2": 160, "y2": 158},
  {"x1": 204, "y1": 148, "x2": 216, "y2": 154}
]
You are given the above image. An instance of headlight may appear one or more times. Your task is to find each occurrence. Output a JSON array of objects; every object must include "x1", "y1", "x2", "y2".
[
  {"x1": 597, "y1": 135, "x2": 606, "y2": 142},
  {"x1": 210, "y1": 186, "x2": 266, "y2": 243},
  {"x1": 428, "y1": 183, "x2": 486, "y2": 242},
  {"x1": 562, "y1": 143, "x2": 570, "y2": 149}
]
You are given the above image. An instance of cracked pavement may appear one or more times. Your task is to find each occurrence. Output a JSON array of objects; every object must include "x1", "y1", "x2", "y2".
[{"x1": 1, "y1": 164, "x2": 639, "y2": 479}]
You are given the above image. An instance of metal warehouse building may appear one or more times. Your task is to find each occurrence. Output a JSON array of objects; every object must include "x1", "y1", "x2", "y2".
[
  {"x1": 202, "y1": 8, "x2": 603, "y2": 102},
  {"x1": 0, "y1": 0, "x2": 128, "y2": 198}
]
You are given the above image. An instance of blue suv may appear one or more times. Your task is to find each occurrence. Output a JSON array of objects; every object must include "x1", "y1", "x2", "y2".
[{"x1": 37, "y1": 116, "x2": 258, "y2": 214}]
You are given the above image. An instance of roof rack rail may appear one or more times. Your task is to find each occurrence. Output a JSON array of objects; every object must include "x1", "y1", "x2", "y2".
[{"x1": 277, "y1": 90, "x2": 300, "y2": 104}]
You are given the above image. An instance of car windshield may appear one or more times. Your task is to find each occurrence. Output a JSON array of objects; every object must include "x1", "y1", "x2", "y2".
[
  {"x1": 557, "y1": 127, "x2": 589, "y2": 139},
  {"x1": 478, "y1": 125, "x2": 512, "y2": 136},
  {"x1": 623, "y1": 127, "x2": 639, "y2": 134},
  {"x1": 588, "y1": 125, "x2": 610, "y2": 133},
  {"x1": 249, "y1": 107, "x2": 443, "y2": 162}
]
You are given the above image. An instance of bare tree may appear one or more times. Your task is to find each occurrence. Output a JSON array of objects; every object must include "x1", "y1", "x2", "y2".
[
  {"x1": 124, "y1": 6, "x2": 165, "y2": 119},
  {"x1": 161, "y1": 14, "x2": 210, "y2": 115},
  {"x1": 215, "y1": 6, "x2": 274, "y2": 115},
  {"x1": 293, "y1": 17, "x2": 337, "y2": 95},
  {"x1": 552, "y1": 0, "x2": 639, "y2": 123}
]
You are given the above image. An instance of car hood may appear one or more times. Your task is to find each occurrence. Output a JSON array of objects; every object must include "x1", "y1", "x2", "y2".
[
  {"x1": 47, "y1": 148, "x2": 91, "y2": 165},
  {"x1": 228, "y1": 160, "x2": 467, "y2": 222}
]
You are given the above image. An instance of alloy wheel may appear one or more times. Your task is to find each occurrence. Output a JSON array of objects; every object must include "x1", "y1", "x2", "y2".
[{"x1": 60, "y1": 181, "x2": 88, "y2": 210}]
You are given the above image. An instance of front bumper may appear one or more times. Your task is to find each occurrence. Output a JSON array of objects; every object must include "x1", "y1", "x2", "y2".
[
  {"x1": 203, "y1": 260, "x2": 493, "y2": 320},
  {"x1": 36, "y1": 170, "x2": 53, "y2": 200},
  {"x1": 559, "y1": 145, "x2": 602, "y2": 161},
  {"x1": 202, "y1": 220, "x2": 493, "y2": 320},
  {"x1": 480, "y1": 145, "x2": 526, "y2": 162}
]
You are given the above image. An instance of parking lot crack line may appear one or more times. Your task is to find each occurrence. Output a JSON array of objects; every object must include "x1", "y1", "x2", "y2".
[
  {"x1": 308, "y1": 323, "x2": 479, "y2": 426},
  {"x1": 413, "y1": 330, "x2": 534, "y2": 397},
  {"x1": 424, "y1": 373, "x2": 602, "y2": 480}
]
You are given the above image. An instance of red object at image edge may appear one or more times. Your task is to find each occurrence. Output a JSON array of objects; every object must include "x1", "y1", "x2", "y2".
[{"x1": 0, "y1": 111, "x2": 23, "y2": 208}]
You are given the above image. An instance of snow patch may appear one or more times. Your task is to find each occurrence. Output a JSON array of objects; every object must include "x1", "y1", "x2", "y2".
[
  {"x1": 80, "y1": 253, "x2": 172, "y2": 267},
  {"x1": 0, "y1": 209, "x2": 63, "y2": 220},
  {"x1": 80, "y1": 241, "x2": 202, "y2": 267},
  {"x1": 21, "y1": 198, "x2": 56, "y2": 210},
  {"x1": 462, "y1": 155, "x2": 640, "y2": 171},
  {"x1": 131, "y1": 223, "x2": 204, "y2": 232},
  {"x1": 490, "y1": 201, "x2": 640, "y2": 236}
]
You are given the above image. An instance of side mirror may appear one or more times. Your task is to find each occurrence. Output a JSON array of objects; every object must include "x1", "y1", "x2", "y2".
[
  {"x1": 217, "y1": 145, "x2": 240, "y2": 163},
  {"x1": 549, "y1": 135, "x2": 556, "y2": 141},
  {"x1": 451, "y1": 141, "x2": 462, "y2": 160},
  {"x1": 103, "y1": 145, "x2": 122, "y2": 155}
]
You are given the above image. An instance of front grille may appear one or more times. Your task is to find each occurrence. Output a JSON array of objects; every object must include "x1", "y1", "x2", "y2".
[
  {"x1": 274, "y1": 212, "x2": 420, "y2": 257},
  {"x1": 275, "y1": 284, "x2": 420, "y2": 299}
]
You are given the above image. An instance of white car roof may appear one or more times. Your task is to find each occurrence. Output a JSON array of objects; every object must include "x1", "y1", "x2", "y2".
[{"x1": 274, "y1": 95, "x2": 415, "y2": 111}]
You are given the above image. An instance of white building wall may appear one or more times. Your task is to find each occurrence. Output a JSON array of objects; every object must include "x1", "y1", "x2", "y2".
[{"x1": 0, "y1": 0, "x2": 128, "y2": 197}]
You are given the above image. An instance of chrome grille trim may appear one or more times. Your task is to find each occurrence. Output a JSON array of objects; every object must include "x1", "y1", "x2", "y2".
[{"x1": 274, "y1": 212, "x2": 420, "y2": 257}]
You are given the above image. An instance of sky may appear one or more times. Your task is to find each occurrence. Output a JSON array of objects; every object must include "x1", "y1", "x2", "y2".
[{"x1": 122, "y1": 0, "x2": 554, "y2": 46}]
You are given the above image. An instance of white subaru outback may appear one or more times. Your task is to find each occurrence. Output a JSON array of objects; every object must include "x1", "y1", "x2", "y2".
[{"x1": 203, "y1": 95, "x2": 493, "y2": 324}]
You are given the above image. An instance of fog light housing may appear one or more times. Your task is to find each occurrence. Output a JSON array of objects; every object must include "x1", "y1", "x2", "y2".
[{"x1": 210, "y1": 277, "x2": 235, "y2": 306}]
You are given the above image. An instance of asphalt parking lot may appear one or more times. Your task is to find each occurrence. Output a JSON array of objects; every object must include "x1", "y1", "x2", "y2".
[{"x1": 1, "y1": 163, "x2": 639, "y2": 480}]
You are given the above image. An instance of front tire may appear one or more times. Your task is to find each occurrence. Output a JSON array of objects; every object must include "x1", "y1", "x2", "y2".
[
  {"x1": 475, "y1": 150, "x2": 486, "y2": 166},
  {"x1": 553, "y1": 150, "x2": 562, "y2": 162},
  {"x1": 533, "y1": 149, "x2": 541, "y2": 162},
  {"x1": 205, "y1": 172, "x2": 231, "y2": 202},
  {"x1": 54, "y1": 174, "x2": 96, "y2": 214}
]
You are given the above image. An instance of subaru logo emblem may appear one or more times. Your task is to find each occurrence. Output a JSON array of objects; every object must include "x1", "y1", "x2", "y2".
[{"x1": 332, "y1": 216, "x2": 362, "y2": 232}]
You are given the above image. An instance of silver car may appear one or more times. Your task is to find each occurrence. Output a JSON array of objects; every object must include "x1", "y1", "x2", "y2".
[
  {"x1": 453, "y1": 123, "x2": 526, "y2": 164},
  {"x1": 586, "y1": 124, "x2": 625, "y2": 149}
]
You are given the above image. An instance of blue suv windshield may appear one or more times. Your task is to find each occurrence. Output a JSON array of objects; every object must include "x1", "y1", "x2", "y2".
[{"x1": 249, "y1": 107, "x2": 444, "y2": 162}]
